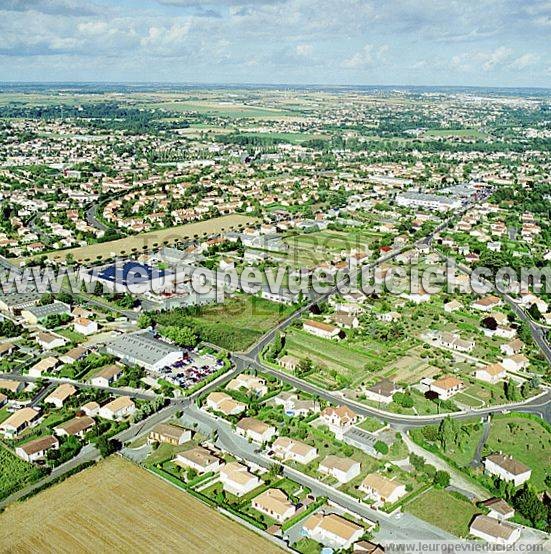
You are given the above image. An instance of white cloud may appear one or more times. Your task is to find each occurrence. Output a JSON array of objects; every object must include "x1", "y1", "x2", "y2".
[
  {"x1": 509, "y1": 53, "x2": 540, "y2": 70},
  {"x1": 481, "y1": 47, "x2": 512, "y2": 71},
  {"x1": 295, "y1": 43, "x2": 313, "y2": 57},
  {"x1": 343, "y1": 43, "x2": 388, "y2": 69}
]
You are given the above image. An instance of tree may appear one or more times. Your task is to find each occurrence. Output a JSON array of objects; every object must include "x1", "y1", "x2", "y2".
[
  {"x1": 504, "y1": 379, "x2": 521, "y2": 402},
  {"x1": 392, "y1": 392, "x2": 414, "y2": 408},
  {"x1": 433, "y1": 470, "x2": 450, "y2": 488},
  {"x1": 137, "y1": 313, "x2": 153, "y2": 329},
  {"x1": 409, "y1": 453, "x2": 425, "y2": 471},
  {"x1": 528, "y1": 303, "x2": 542, "y2": 321},
  {"x1": 374, "y1": 440, "x2": 389, "y2": 455},
  {"x1": 97, "y1": 436, "x2": 121, "y2": 458},
  {"x1": 296, "y1": 358, "x2": 313, "y2": 377},
  {"x1": 437, "y1": 417, "x2": 460, "y2": 450},
  {"x1": 512, "y1": 484, "x2": 548, "y2": 528},
  {"x1": 159, "y1": 325, "x2": 198, "y2": 347}
]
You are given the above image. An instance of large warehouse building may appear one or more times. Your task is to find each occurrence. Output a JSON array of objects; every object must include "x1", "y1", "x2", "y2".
[{"x1": 105, "y1": 331, "x2": 184, "y2": 372}]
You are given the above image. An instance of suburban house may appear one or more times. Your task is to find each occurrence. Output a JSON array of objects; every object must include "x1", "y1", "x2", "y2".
[
  {"x1": 44, "y1": 383, "x2": 77, "y2": 409},
  {"x1": 318, "y1": 455, "x2": 361, "y2": 484},
  {"x1": 500, "y1": 339, "x2": 524, "y2": 357},
  {"x1": 205, "y1": 392, "x2": 246, "y2": 416},
  {"x1": 0, "y1": 379, "x2": 24, "y2": 394},
  {"x1": 469, "y1": 515, "x2": 520, "y2": 545},
  {"x1": 148, "y1": 423, "x2": 191, "y2": 446},
  {"x1": 90, "y1": 364, "x2": 124, "y2": 387},
  {"x1": 483, "y1": 453, "x2": 531, "y2": 486},
  {"x1": 80, "y1": 401, "x2": 100, "y2": 417},
  {"x1": 98, "y1": 396, "x2": 136, "y2": 421},
  {"x1": 319, "y1": 405, "x2": 359, "y2": 437},
  {"x1": 60, "y1": 346, "x2": 87, "y2": 365},
  {"x1": 272, "y1": 437, "x2": 318, "y2": 465},
  {"x1": 501, "y1": 355, "x2": 529, "y2": 372},
  {"x1": 251, "y1": 488, "x2": 296, "y2": 523},
  {"x1": 273, "y1": 392, "x2": 319, "y2": 416},
  {"x1": 475, "y1": 363, "x2": 507, "y2": 384},
  {"x1": 0, "y1": 407, "x2": 40, "y2": 438},
  {"x1": 443, "y1": 300, "x2": 462, "y2": 312},
  {"x1": 29, "y1": 356, "x2": 59, "y2": 377},
  {"x1": 236, "y1": 417, "x2": 276, "y2": 444},
  {"x1": 429, "y1": 376, "x2": 464, "y2": 400},
  {"x1": 54, "y1": 416, "x2": 95, "y2": 438},
  {"x1": 482, "y1": 498, "x2": 515, "y2": 521},
  {"x1": 174, "y1": 446, "x2": 221, "y2": 474},
  {"x1": 74, "y1": 317, "x2": 98, "y2": 336},
  {"x1": 435, "y1": 331, "x2": 475, "y2": 353},
  {"x1": 0, "y1": 342, "x2": 17, "y2": 357},
  {"x1": 472, "y1": 295, "x2": 502, "y2": 311},
  {"x1": 302, "y1": 513, "x2": 364, "y2": 550},
  {"x1": 303, "y1": 319, "x2": 341, "y2": 340},
  {"x1": 278, "y1": 355, "x2": 300, "y2": 372},
  {"x1": 353, "y1": 540, "x2": 385, "y2": 554},
  {"x1": 219, "y1": 462, "x2": 261, "y2": 497},
  {"x1": 364, "y1": 379, "x2": 402, "y2": 404},
  {"x1": 359, "y1": 473, "x2": 407, "y2": 506},
  {"x1": 15, "y1": 435, "x2": 59, "y2": 463},
  {"x1": 226, "y1": 373, "x2": 268, "y2": 397},
  {"x1": 330, "y1": 312, "x2": 360, "y2": 329},
  {"x1": 35, "y1": 331, "x2": 66, "y2": 351}
]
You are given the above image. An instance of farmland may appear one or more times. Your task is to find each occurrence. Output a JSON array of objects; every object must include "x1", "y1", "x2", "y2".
[
  {"x1": 283, "y1": 229, "x2": 380, "y2": 267},
  {"x1": 32, "y1": 214, "x2": 258, "y2": 263},
  {"x1": 0, "y1": 444, "x2": 46, "y2": 502},
  {"x1": 0, "y1": 456, "x2": 282, "y2": 553}
]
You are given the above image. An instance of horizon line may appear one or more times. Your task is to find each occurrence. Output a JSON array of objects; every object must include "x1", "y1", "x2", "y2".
[{"x1": 0, "y1": 80, "x2": 550, "y2": 92}]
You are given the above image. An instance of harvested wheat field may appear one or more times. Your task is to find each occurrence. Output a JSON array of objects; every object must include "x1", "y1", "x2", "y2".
[{"x1": 0, "y1": 457, "x2": 281, "y2": 554}]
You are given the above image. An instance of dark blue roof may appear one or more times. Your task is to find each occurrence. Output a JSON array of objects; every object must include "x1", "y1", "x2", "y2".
[{"x1": 96, "y1": 261, "x2": 168, "y2": 285}]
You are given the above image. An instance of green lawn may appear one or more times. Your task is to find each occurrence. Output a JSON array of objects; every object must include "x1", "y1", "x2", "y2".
[
  {"x1": 357, "y1": 417, "x2": 386, "y2": 432},
  {"x1": 405, "y1": 488, "x2": 481, "y2": 538},
  {"x1": 293, "y1": 538, "x2": 322, "y2": 554},
  {"x1": 483, "y1": 415, "x2": 551, "y2": 491}
]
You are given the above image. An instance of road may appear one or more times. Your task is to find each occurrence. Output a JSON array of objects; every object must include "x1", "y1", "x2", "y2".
[
  {"x1": 470, "y1": 416, "x2": 491, "y2": 468},
  {"x1": 235, "y1": 353, "x2": 551, "y2": 428},
  {"x1": 0, "y1": 372, "x2": 158, "y2": 401},
  {"x1": 180, "y1": 405, "x2": 457, "y2": 542},
  {"x1": 85, "y1": 202, "x2": 109, "y2": 232},
  {"x1": 444, "y1": 256, "x2": 551, "y2": 365},
  {"x1": 402, "y1": 433, "x2": 489, "y2": 499}
]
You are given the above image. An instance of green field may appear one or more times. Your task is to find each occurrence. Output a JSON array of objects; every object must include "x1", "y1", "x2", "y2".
[
  {"x1": 147, "y1": 100, "x2": 300, "y2": 119},
  {"x1": 284, "y1": 329, "x2": 379, "y2": 388},
  {"x1": 156, "y1": 294, "x2": 295, "y2": 352},
  {"x1": 483, "y1": 415, "x2": 551, "y2": 491},
  {"x1": 0, "y1": 444, "x2": 46, "y2": 501},
  {"x1": 424, "y1": 129, "x2": 488, "y2": 139},
  {"x1": 405, "y1": 488, "x2": 481, "y2": 537},
  {"x1": 283, "y1": 229, "x2": 379, "y2": 267}
]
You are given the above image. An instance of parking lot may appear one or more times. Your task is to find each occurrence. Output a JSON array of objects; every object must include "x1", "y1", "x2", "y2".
[{"x1": 155, "y1": 349, "x2": 224, "y2": 388}]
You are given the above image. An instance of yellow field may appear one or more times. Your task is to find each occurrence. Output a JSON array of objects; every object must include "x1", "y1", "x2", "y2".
[
  {"x1": 34, "y1": 214, "x2": 257, "y2": 263},
  {"x1": 0, "y1": 457, "x2": 281, "y2": 554}
]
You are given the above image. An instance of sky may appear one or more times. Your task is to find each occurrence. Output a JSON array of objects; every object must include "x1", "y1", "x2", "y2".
[{"x1": 0, "y1": 0, "x2": 550, "y2": 88}]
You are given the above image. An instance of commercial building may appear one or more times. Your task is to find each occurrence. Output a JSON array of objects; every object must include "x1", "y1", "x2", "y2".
[{"x1": 106, "y1": 332, "x2": 183, "y2": 372}]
